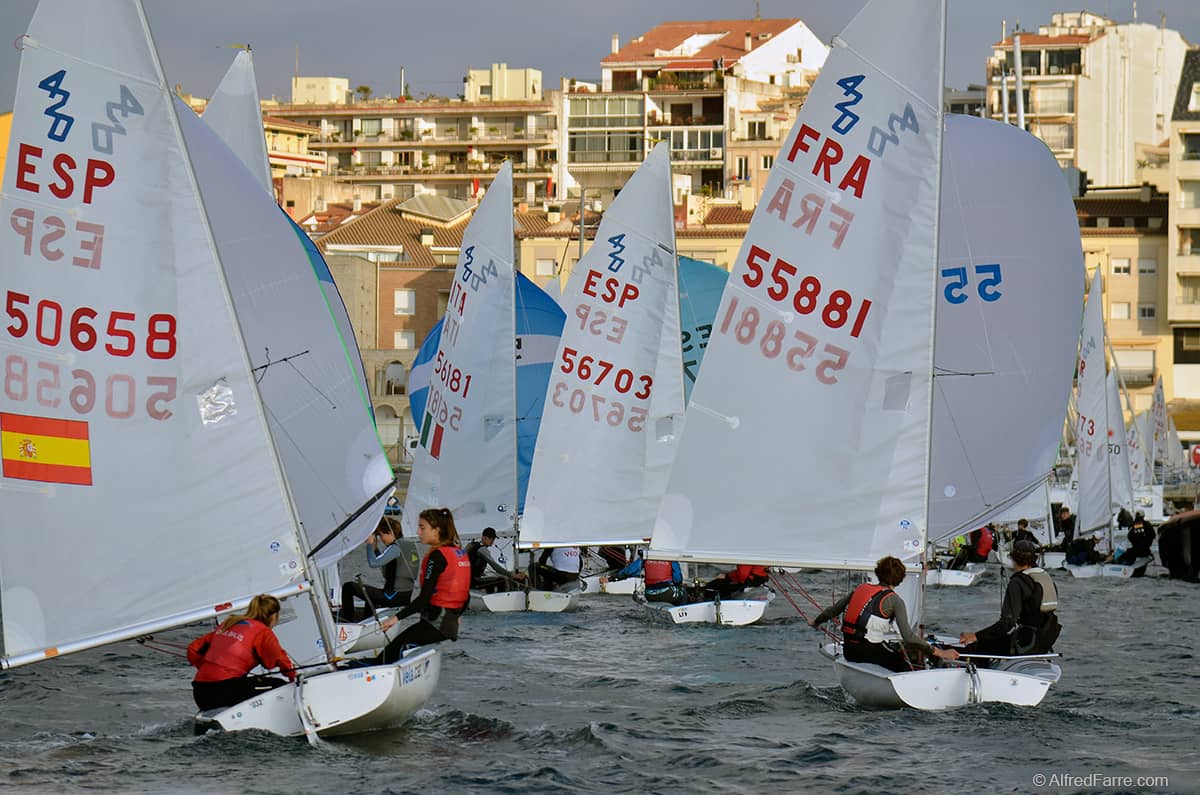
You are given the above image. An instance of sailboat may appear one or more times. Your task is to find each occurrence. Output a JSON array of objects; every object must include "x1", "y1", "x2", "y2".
[
  {"x1": 399, "y1": 164, "x2": 574, "y2": 613},
  {"x1": 575, "y1": 252, "x2": 730, "y2": 597},
  {"x1": 0, "y1": 0, "x2": 438, "y2": 739},
  {"x1": 648, "y1": 0, "x2": 1081, "y2": 707},
  {"x1": 522, "y1": 143, "x2": 772, "y2": 625},
  {"x1": 199, "y1": 48, "x2": 394, "y2": 656},
  {"x1": 1066, "y1": 273, "x2": 1150, "y2": 578}
]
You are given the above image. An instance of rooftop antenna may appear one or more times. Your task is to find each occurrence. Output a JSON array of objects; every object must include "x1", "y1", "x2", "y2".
[
  {"x1": 294, "y1": 43, "x2": 299, "y2": 77},
  {"x1": 753, "y1": 0, "x2": 761, "y2": 21}
]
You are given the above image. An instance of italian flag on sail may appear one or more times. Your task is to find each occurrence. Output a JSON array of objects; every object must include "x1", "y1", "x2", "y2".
[{"x1": 419, "y1": 411, "x2": 444, "y2": 459}]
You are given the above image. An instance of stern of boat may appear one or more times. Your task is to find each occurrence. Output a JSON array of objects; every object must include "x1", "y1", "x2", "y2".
[
  {"x1": 195, "y1": 681, "x2": 304, "y2": 737},
  {"x1": 299, "y1": 646, "x2": 441, "y2": 737}
]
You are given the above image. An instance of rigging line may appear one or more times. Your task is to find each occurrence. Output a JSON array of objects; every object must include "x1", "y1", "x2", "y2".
[
  {"x1": 933, "y1": 366, "x2": 995, "y2": 377},
  {"x1": 252, "y1": 347, "x2": 338, "y2": 410},
  {"x1": 308, "y1": 479, "x2": 398, "y2": 560}
]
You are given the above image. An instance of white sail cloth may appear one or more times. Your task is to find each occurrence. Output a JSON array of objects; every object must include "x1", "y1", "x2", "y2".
[{"x1": 522, "y1": 142, "x2": 684, "y2": 548}]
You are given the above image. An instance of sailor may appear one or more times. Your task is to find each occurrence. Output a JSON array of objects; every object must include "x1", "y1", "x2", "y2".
[
  {"x1": 1012, "y1": 518, "x2": 1038, "y2": 548},
  {"x1": 958, "y1": 540, "x2": 1061, "y2": 658},
  {"x1": 338, "y1": 516, "x2": 419, "y2": 621},
  {"x1": 373, "y1": 507, "x2": 471, "y2": 665},
  {"x1": 1115, "y1": 511, "x2": 1156, "y2": 564},
  {"x1": 702, "y1": 564, "x2": 770, "y2": 599},
  {"x1": 187, "y1": 594, "x2": 296, "y2": 711},
  {"x1": 605, "y1": 553, "x2": 691, "y2": 605},
  {"x1": 536, "y1": 545, "x2": 582, "y2": 589},
  {"x1": 950, "y1": 524, "x2": 994, "y2": 569},
  {"x1": 466, "y1": 527, "x2": 526, "y2": 593},
  {"x1": 811, "y1": 556, "x2": 958, "y2": 672}
]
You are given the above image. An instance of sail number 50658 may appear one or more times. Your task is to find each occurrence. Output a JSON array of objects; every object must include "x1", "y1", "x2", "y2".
[{"x1": 6, "y1": 291, "x2": 176, "y2": 359}]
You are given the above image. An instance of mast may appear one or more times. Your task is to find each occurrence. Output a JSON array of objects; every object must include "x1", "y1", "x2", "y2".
[{"x1": 916, "y1": 0, "x2": 949, "y2": 627}]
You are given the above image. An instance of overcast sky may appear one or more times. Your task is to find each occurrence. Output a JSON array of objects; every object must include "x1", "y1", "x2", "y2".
[{"x1": 2, "y1": 1, "x2": 1199, "y2": 112}]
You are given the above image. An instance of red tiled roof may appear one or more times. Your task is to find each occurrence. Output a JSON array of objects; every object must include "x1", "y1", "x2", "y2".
[
  {"x1": 1074, "y1": 197, "x2": 1167, "y2": 218},
  {"x1": 263, "y1": 115, "x2": 319, "y2": 134},
  {"x1": 704, "y1": 206, "x2": 753, "y2": 225},
  {"x1": 995, "y1": 34, "x2": 1091, "y2": 47},
  {"x1": 603, "y1": 19, "x2": 800, "y2": 67},
  {"x1": 297, "y1": 201, "x2": 382, "y2": 236},
  {"x1": 316, "y1": 199, "x2": 470, "y2": 268}
]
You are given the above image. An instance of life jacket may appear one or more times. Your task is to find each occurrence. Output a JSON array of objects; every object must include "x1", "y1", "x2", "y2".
[
  {"x1": 974, "y1": 527, "x2": 994, "y2": 557},
  {"x1": 548, "y1": 546, "x2": 581, "y2": 574},
  {"x1": 194, "y1": 619, "x2": 271, "y2": 682},
  {"x1": 840, "y1": 583, "x2": 895, "y2": 646},
  {"x1": 421, "y1": 546, "x2": 471, "y2": 609},
  {"x1": 1011, "y1": 568, "x2": 1061, "y2": 654},
  {"x1": 466, "y1": 541, "x2": 487, "y2": 581},
  {"x1": 643, "y1": 559, "x2": 676, "y2": 587},
  {"x1": 728, "y1": 564, "x2": 769, "y2": 584}
]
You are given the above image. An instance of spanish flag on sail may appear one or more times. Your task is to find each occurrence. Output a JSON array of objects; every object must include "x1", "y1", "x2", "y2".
[
  {"x1": 419, "y1": 411, "x2": 444, "y2": 460},
  {"x1": 0, "y1": 413, "x2": 92, "y2": 486}
]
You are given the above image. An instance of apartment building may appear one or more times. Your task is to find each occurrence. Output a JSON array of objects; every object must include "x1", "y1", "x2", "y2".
[
  {"x1": 271, "y1": 66, "x2": 558, "y2": 209},
  {"x1": 562, "y1": 19, "x2": 826, "y2": 206},
  {"x1": 1167, "y1": 50, "x2": 1200, "y2": 407},
  {"x1": 986, "y1": 12, "x2": 1190, "y2": 187},
  {"x1": 1077, "y1": 185, "x2": 1170, "y2": 413}
]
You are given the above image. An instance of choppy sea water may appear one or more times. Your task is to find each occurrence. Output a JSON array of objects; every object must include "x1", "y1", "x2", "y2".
[{"x1": 1, "y1": 565, "x2": 1197, "y2": 794}]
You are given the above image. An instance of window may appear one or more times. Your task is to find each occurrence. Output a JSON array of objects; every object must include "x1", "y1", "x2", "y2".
[
  {"x1": 393, "y1": 288, "x2": 415, "y2": 315},
  {"x1": 761, "y1": 154, "x2": 774, "y2": 170},
  {"x1": 1181, "y1": 276, "x2": 1200, "y2": 304},
  {"x1": 1110, "y1": 302, "x2": 1130, "y2": 320},
  {"x1": 735, "y1": 156, "x2": 750, "y2": 181},
  {"x1": 1138, "y1": 304, "x2": 1156, "y2": 320},
  {"x1": 1111, "y1": 257, "x2": 1131, "y2": 275},
  {"x1": 535, "y1": 258, "x2": 556, "y2": 276},
  {"x1": 747, "y1": 120, "x2": 767, "y2": 140},
  {"x1": 393, "y1": 330, "x2": 415, "y2": 350},
  {"x1": 360, "y1": 118, "x2": 382, "y2": 137},
  {"x1": 1138, "y1": 258, "x2": 1156, "y2": 275}
]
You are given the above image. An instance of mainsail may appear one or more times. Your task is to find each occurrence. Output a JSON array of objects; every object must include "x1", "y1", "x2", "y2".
[
  {"x1": 651, "y1": 0, "x2": 943, "y2": 569},
  {"x1": 1076, "y1": 270, "x2": 1112, "y2": 535},
  {"x1": 403, "y1": 164, "x2": 518, "y2": 538},
  {"x1": 1, "y1": 0, "x2": 313, "y2": 664},
  {"x1": 521, "y1": 142, "x2": 685, "y2": 548}
]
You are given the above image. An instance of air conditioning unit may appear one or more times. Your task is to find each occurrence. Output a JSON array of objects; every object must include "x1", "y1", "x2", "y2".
[{"x1": 709, "y1": 147, "x2": 723, "y2": 158}]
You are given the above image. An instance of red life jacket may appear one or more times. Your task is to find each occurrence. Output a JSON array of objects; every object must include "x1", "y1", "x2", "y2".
[
  {"x1": 840, "y1": 583, "x2": 894, "y2": 646},
  {"x1": 421, "y1": 546, "x2": 471, "y2": 609},
  {"x1": 729, "y1": 564, "x2": 768, "y2": 584},
  {"x1": 643, "y1": 559, "x2": 675, "y2": 587},
  {"x1": 193, "y1": 619, "x2": 271, "y2": 682},
  {"x1": 974, "y1": 527, "x2": 994, "y2": 557}
]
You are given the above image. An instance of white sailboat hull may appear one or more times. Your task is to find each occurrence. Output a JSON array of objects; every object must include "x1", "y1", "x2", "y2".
[
  {"x1": 195, "y1": 647, "x2": 441, "y2": 738},
  {"x1": 332, "y1": 616, "x2": 398, "y2": 655},
  {"x1": 823, "y1": 644, "x2": 1060, "y2": 710},
  {"x1": 1041, "y1": 552, "x2": 1067, "y2": 570},
  {"x1": 470, "y1": 590, "x2": 579, "y2": 612},
  {"x1": 925, "y1": 563, "x2": 987, "y2": 587},
  {"x1": 635, "y1": 589, "x2": 773, "y2": 626},
  {"x1": 1065, "y1": 558, "x2": 1152, "y2": 579},
  {"x1": 578, "y1": 575, "x2": 640, "y2": 595}
]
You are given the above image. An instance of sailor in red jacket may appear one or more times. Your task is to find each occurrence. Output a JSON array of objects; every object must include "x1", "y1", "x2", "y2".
[
  {"x1": 373, "y1": 507, "x2": 470, "y2": 665},
  {"x1": 187, "y1": 594, "x2": 296, "y2": 711},
  {"x1": 702, "y1": 563, "x2": 770, "y2": 600}
]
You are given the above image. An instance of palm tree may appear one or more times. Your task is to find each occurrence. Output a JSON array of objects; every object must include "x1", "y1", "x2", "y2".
[{"x1": 355, "y1": 85, "x2": 373, "y2": 102}]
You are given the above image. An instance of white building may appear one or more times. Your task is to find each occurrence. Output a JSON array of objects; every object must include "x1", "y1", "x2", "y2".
[{"x1": 987, "y1": 12, "x2": 1190, "y2": 187}]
